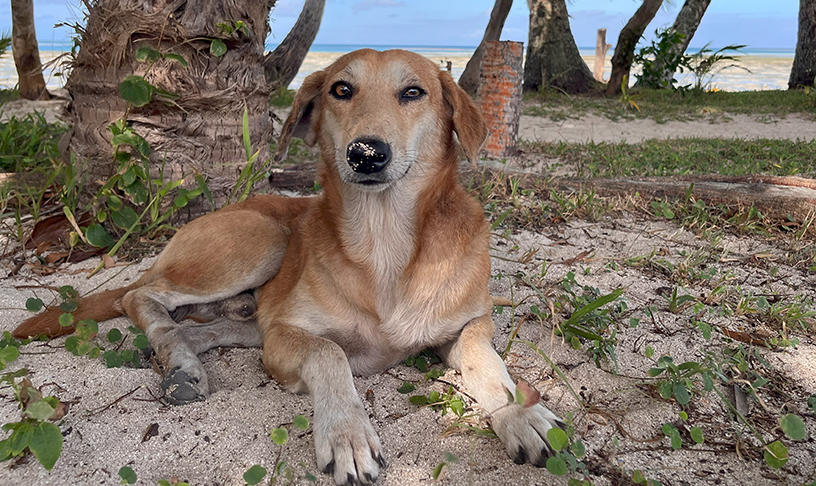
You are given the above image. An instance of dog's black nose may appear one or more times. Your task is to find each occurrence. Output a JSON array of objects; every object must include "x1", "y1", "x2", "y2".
[{"x1": 346, "y1": 138, "x2": 391, "y2": 174}]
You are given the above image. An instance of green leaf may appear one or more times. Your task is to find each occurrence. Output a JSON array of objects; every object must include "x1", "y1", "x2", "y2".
[
  {"x1": 658, "y1": 381, "x2": 673, "y2": 399},
  {"x1": 414, "y1": 356, "x2": 428, "y2": 372},
  {"x1": 174, "y1": 194, "x2": 188, "y2": 208},
  {"x1": 10, "y1": 422, "x2": 34, "y2": 455},
  {"x1": 164, "y1": 53, "x2": 188, "y2": 67},
  {"x1": 673, "y1": 383, "x2": 691, "y2": 405},
  {"x1": 779, "y1": 414, "x2": 807, "y2": 441},
  {"x1": 644, "y1": 346, "x2": 654, "y2": 358},
  {"x1": 24, "y1": 401, "x2": 56, "y2": 421},
  {"x1": 670, "y1": 431, "x2": 682, "y2": 450},
  {"x1": 85, "y1": 223, "x2": 116, "y2": 248},
  {"x1": 111, "y1": 206, "x2": 140, "y2": 231},
  {"x1": 29, "y1": 422, "x2": 62, "y2": 471},
  {"x1": 210, "y1": 39, "x2": 227, "y2": 57},
  {"x1": 58, "y1": 313, "x2": 75, "y2": 328},
  {"x1": 0, "y1": 346, "x2": 19, "y2": 364},
  {"x1": 133, "y1": 334, "x2": 149, "y2": 350},
  {"x1": 119, "y1": 465, "x2": 138, "y2": 483},
  {"x1": 409, "y1": 395, "x2": 428, "y2": 406},
  {"x1": 64, "y1": 336, "x2": 79, "y2": 354},
  {"x1": 59, "y1": 300, "x2": 78, "y2": 313},
  {"x1": 632, "y1": 469, "x2": 646, "y2": 484},
  {"x1": 119, "y1": 75, "x2": 154, "y2": 107},
  {"x1": 135, "y1": 46, "x2": 161, "y2": 63},
  {"x1": 763, "y1": 440, "x2": 789, "y2": 469},
  {"x1": 25, "y1": 297, "x2": 44, "y2": 312},
  {"x1": 107, "y1": 328, "x2": 123, "y2": 343},
  {"x1": 546, "y1": 427, "x2": 569, "y2": 452},
  {"x1": 293, "y1": 415, "x2": 309, "y2": 430},
  {"x1": 242, "y1": 106, "x2": 252, "y2": 161},
  {"x1": 243, "y1": 464, "x2": 267, "y2": 485},
  {"x1": 397, "y1": 382, "x2": 415, "y2": 394},
  {"x1": 432, "y1": 461, "x2": 446, "y2": 479},
  {"x1": 545, "y1": 456, "x2": 568, "y2": 476},
  {"x1": 270, "y1": 427, "x2": 288, "y2": 445},
  {"x1": 690, "y1": 426, "x2": 704, "y2": 444},
  {"x1": 103, "y1": 350, "x2": 124, "y2": 368},
  {"x1": 570, "y1": 439, "x2": 586, "y2": 458}
]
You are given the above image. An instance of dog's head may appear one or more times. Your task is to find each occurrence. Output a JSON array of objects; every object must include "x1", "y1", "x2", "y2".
[{"x1": 275, "y1": 49, "x2": 487, "y2": 191}]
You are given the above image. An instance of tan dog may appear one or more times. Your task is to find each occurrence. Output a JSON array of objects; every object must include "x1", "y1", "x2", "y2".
[{"x1": 15, "y1": 49, "x2": 563, "y2": 485}]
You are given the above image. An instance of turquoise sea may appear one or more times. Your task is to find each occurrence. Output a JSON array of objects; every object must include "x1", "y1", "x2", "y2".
[{"x1": 0, "y1": 42, "x2": 797, "y2": 92}]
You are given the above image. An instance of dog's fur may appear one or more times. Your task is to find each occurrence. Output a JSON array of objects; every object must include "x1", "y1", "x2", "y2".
[{"x1": 15, "y1": 49, "x2": 562, "y2": 485}]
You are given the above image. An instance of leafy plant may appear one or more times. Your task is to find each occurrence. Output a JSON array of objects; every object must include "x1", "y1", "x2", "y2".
[
  {"x1": 688, "y1": 43, "x2": 749, "y2": 91},
  {"x1": 633, "y1": 28, "x2": 692, "y2": 90},
  {"x1": 261, "y1": 415, "x2": 316, "y2": 484},
  {"x1": 0, "y1": 370, "x2": 65, "y2": 470}
]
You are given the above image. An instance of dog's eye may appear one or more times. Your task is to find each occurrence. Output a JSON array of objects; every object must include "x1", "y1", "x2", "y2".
[
  {"x1": 330, "y1": 82, "x2": 353, "y2": 100},
  {"x1": 401, "y1": 87, "x2": 425, "y2": 100}
]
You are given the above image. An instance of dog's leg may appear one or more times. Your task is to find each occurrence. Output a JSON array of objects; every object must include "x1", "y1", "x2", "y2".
[
  {"x1": 123, "y1": 286, "x2": 262, "y2": 405},
  {"x1": 435, "y1": 314, "x2": 565, "y2": 467},
  {"x1": 262, "y1": 324, "x2": 384, "y2": 486}
]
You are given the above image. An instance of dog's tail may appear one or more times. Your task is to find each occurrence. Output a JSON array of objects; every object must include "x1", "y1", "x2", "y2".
[{"x1": 13, "y1": 280, "x2": 144, "y2": 339}]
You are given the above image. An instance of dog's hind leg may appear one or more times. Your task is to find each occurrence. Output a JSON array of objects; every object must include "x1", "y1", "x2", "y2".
[{"x1": 124, "y1": 286, "x2": 263, "y2": 404}]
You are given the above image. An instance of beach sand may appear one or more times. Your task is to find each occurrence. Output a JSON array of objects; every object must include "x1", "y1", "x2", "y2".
[{"x1": 0, "y1": 48, "x2": 794, "y2": 92}]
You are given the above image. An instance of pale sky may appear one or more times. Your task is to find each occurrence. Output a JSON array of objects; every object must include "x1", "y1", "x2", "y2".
[{"x1": 0, "y1": 0, "x2": 800, "y2": 50}]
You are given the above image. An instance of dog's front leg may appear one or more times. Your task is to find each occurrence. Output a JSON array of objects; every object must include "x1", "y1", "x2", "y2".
[
  {"x1": 262, "y1": 324, "x2": 384, "y2": 486},
  {"x1": 435, "y1": 314, "x2": 565, "y2": 467}
]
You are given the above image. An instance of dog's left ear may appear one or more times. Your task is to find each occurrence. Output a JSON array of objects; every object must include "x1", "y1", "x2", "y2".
[
  {"x1": 274, "y1": 70, "x2": 327, "y2": 162},
  {"x1": 439, "y1": 71, "x2": 488, "y2": 162}
]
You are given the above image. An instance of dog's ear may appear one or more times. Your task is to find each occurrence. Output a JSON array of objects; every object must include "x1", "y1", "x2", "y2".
[
  {"x1": 274, "y1": 70, "x2": 327, "y2": 162},
  {"x1": 439, "y1": 71, "x2": 488, "y2": 163}
]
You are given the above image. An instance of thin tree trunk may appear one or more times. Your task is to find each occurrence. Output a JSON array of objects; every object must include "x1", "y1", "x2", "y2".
[
  {"x1": 656, "y1": 0, "x2": 711, "y2": 85},
  {"x1": 606, "y1": 0, "x2": 664, "y2": 95},
  {"x1": 263, "y1": 0, "x2": 325, "y2": 90},
  {"x1": 10, "y1": 0, "x2": 50, "y2": 100},
  {"x1": 790, "y1": 0, "x2": 816, "y2": 89},
  {"x1": 524, "y1": 0, "x2": 596, "y2": 94},
  {"x1": 459, "y1": 0, "x2": 513, "y2": 97}
]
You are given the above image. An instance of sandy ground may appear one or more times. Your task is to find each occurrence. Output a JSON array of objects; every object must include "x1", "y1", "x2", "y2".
[{"x1": 1, "y1": 107, "x2": 815, "y2": 485}]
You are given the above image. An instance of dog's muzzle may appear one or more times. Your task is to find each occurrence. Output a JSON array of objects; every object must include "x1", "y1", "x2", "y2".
[{"x1": 346, "y1": 138, "x2": 392, "y2": 175}]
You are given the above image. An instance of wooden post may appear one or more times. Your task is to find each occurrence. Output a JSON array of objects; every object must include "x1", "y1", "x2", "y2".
[
  {"x1": 478, "y1": 40, "x2": 523, "y2": 159},
  {"x1": 594, "y1": 28, "x2": 611, "y2": 82}
]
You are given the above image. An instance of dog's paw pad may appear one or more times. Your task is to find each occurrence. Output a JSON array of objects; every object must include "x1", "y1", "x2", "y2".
[{"x1": 161, "y1": 367, "x2": 206, "y2": 405}]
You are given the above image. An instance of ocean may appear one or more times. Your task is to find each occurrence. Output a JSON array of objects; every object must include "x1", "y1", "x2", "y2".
[{"x1": 0, "y1": 42, "x2": 796, "y2": 92}]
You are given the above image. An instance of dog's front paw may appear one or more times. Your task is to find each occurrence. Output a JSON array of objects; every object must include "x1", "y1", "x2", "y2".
[
  {"x1": 491, "y1": 402, "x2": 566, "y2": 467},
  {"x1": 314, "y1": 403, "x2": 384, "y2": 485}
]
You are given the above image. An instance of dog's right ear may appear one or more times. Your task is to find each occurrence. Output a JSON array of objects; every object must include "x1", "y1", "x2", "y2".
[{"x1": 274, "y1": 70, "x2": 327, "y2": 163}]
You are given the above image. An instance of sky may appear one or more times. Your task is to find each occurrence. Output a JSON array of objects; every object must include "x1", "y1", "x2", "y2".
[{"x1": 0, "y1": 0, "x2": 800, "y2": 51}]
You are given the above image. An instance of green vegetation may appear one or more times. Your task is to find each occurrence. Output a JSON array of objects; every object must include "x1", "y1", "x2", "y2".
[
  {"x1": 525, "y1": 89, "x2": 815, "y2": 123},
  {"x1": 523, "y1": 138, "x2": 816, "y2": 179}
]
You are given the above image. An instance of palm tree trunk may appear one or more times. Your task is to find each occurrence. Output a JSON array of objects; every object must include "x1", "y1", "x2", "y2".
[
  {"x1": 459, "y1": 0, "x2": 513, "y2": 97},
  {"x1": 10, "y1": 0, "x2": 51, "y2": 100},
  {"x1": 263, "y1": 0, "x2": 326, "y2": 90},
  {"x1": 524, "y1": 0, "x2": 596, "y2": 94},
  {"x1": 790, "y1": 0, "x2": 816, "y2": 89},
  {"x1": 656, "y1": 0, "x2": 711, "y2": 86},
  {"x1": 606, "y1": 0, "x2": 664, "y2": 95},
  {"x1": 63, "y1": 0, "x2": 279, "y2": 210}
]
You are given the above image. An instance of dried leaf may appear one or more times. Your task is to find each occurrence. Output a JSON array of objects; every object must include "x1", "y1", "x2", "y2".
[
  {"x1": 142, "y1": 422, "x2": 159, "y2": 442},
  {"x1": 516, "y1": 380, "x2": 541, "y2": 408}
]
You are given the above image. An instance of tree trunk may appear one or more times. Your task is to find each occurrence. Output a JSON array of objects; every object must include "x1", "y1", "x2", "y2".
[
  {"x1": 524, "y1": 0, "x2": 597, "y2": 94},
  {"x1": 459, "y1": 0, "x2": 513, "y2": 97},
  {"x1": 655, "y1": 0, "x2": 711, "y2": 85},
  {"x1": 263, "y1": 0, "x2": 326, "y2": 90},
  {"x1": 606, "y1": 0, "x2": 664, "y2": 95},
  {"x1": 61, "y1": 0, "x2": 315, "y2": 213},
  {"x1": 790, "y1": 0, "x2": 816, "y2": 89},
  {"x1": 10, "y1": 0, "x2": 50, "y2": 100}
]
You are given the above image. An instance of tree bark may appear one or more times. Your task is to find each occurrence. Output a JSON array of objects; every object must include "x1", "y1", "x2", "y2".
[
  {"x1": 524, "y1": 0, "x2": 597, "y2": 94},
  {"x1": 790, "y1": 0, "x2": 816, "y2": 89},
  {"x1": 655, "y1": 0, "x2": 711, "y2": 85},
  {"x1": 60, "y1": 0, "x2": 325, "y2": 214},
  {"x1": 10, "y1": 0, "x2": 51, "y2": 100},
  {"x1": 606, "y1": 0, "x2": 664, "y2": 95},
  {"x1": 263, "y1": 0, "x2": 325, "y2": 90},
  {"x1": 459, "y1": 0, "x2": 513, "y2": 97}
]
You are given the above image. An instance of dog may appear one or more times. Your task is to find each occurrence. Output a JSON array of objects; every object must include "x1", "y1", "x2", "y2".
[{"x1": 15, "y1": 49, "x2": 563, "y2": 485}]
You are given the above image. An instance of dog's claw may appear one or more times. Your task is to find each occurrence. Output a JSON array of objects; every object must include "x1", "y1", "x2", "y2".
[
  {"x1": 322, "y1": 460, "x2": 335, "y2": 475},
  {"x1": 513, "y1": 447, "x2": 526, "y2": 465},
  {"x1": 375, "y1": 453, "x2": 386, "y2": 468},
  {"x1": 161, "y1": 367, "x2": 207, "y2": 405}
]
